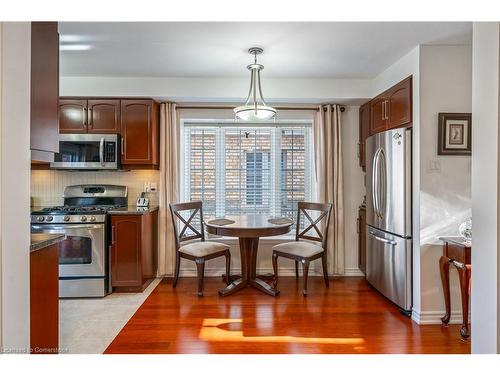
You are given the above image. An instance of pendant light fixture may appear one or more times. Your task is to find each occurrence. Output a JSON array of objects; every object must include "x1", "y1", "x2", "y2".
[{"x1": 234, "y1": 47, "x2": 277, "y2": 121}]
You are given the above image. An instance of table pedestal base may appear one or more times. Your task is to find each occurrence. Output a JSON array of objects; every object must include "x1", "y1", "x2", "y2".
[{"x1": 219, "y1": 237, "x2": 280, "y2": 297}]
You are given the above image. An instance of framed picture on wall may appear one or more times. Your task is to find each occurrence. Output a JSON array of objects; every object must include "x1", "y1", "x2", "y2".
[{"x1": 438, "y1": 112, "x2": 472, "y2": 155}]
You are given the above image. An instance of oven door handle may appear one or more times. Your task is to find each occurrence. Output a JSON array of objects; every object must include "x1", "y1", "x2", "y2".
[
  {"x1": 31, "y1": 224, "x2": 104, "y2": 231},
  {"x1": 99, "y1": 137, "x2": 105, "y2": 166}
]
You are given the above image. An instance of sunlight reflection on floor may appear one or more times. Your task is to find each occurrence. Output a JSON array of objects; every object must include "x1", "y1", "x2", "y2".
[{"x1": 199, "y1": 318, "x2": 364, "y2": 344}]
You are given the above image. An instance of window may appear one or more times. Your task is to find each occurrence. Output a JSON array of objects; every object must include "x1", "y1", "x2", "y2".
[{"x1": 182, "y1": 121, "x2": 313, "y2": 222}]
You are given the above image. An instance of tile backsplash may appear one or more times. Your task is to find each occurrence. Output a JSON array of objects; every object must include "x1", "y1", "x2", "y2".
[{"x1": 31, "y1": 169, "x2": 160, "y2": 207}]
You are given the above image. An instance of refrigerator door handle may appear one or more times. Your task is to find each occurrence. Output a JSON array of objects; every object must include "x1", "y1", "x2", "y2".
[
  {"x1": 379, "y1": 148, "x2": 387, "y2": 219},
  {"x1": 372, "y1": 149, "x2": 379, "y2": 218},
  {"x1": 372, "y1": 148, "x2": 383, "y2": 218}
]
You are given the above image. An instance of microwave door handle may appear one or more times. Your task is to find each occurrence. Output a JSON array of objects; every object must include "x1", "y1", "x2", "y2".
[{"x1": 99, "y1": 137, "x2": 105, "y2": 166}]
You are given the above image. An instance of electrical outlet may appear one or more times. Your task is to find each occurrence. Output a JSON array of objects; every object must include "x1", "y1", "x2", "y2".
[
  {"x1": 150, "y1": 182, "x2": 157, "y2": 192},
  {"x1": 144, "y1": 182, "x2": 151, "y2": 192}
]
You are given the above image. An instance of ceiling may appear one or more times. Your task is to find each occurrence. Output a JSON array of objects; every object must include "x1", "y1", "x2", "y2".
[{"x1": 59, "y1": 22, "x2": 472, "y2": 79}]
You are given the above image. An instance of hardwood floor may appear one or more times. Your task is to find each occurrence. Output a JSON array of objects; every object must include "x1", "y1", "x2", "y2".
[{"x1": 105, "y1": 277, "x2": 470, "y2": 354}]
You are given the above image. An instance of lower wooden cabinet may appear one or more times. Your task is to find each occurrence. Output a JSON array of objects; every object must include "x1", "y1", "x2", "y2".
[
  {"x1": 110, "y1": 210, "x2": 158, "y2": 292},
  {"x1": 30, "y1": 243, "x2": 59, "y2": 354},
  {"x1": 357, "y1": 204, "x2": 366, "y2": 276}
]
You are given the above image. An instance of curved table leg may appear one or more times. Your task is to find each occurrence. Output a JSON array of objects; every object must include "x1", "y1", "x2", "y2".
[
  {"x1": 457, "y1": 263, "x2": 471, "y2": 340},
  {"x1": 439, "y1": 255, "x2": 452, "y2": 326},
  {"x1": 219, "y1": 237, "x2": 280, "y2": 297}
]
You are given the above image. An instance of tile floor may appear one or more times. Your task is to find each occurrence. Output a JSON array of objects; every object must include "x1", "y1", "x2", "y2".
[{"x1": 59, "y1": 278, "x2": 162, "y2": 354}]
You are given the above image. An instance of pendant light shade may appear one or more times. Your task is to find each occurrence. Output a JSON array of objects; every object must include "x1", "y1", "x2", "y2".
[{"x1": 234, "y1": 47, "x2": 277, "y2": 121}]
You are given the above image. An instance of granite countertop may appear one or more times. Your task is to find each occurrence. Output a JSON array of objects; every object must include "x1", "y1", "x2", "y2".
[
  {"x1": 30, "y1": 233, "x2": 66, "y2": 252},
  {"x1": 107, "y1": 205, "x2": 159, "y2": 215}
]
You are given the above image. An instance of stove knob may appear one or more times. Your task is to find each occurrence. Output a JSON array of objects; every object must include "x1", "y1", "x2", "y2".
[
  {"x1": 89, "y1": 216, "x2": 96, "y2": 222},
  {"x1": 63, "y1": 216, "x2": 70, "y2": 222},
  {"x1": 36, "y1": 216, "x2": 45, "y2": 222},
  {"x1": 80, "y1": 216, "x2": 87, "y2": 222},
  {"x1": 46, "y1": 216, "x2": 54, "y2": 222}
]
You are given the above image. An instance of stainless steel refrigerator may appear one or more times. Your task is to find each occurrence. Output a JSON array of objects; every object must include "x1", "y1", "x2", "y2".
[{"x1": 365, "y1": 127, "x2": 412, "y2": 313}]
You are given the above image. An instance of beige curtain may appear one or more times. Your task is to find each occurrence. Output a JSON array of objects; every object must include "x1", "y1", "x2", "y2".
[
  {"x1": 313, "y1": 105, "x2": 345, "y2": 275},
  {"x1": 158, "y1": 103, "x2": 179, "y2": 276}
]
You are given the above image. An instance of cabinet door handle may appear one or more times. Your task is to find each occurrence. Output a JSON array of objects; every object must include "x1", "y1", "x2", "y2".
[
  {"x1": 83, "y1": 107, "x2": 88, "y2": 126},
  {"x1": 88, "y1": 108, "x2": 93, "y2": 127},
  {"x1": 381, "y1": 101, "x2": 384, "y2": 121},
  {"x1": 385, "y1": 101, "x2": 389, "y2": 120},
  {"x1": 357, "y1": 218, "x2": 360, "y2": 234},
  {"x1": 121, "y1": 138, "x2": 125, "y2": 155},
  {"x1": 111, "y1": 225, "x2": 116, "y2": 244}
]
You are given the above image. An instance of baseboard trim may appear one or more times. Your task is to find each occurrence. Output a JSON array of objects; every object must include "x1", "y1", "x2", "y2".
[
  {"x1": 411, "y1": 309, "x2": 471, "y2": 325},
  {"x1": 343, "y1": 267, "x2": 365, "y2": 277}
]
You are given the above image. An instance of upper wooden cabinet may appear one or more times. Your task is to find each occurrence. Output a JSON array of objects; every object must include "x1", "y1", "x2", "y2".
[
  {"x1": 120, "y1": 99, "x2": 159, "y2": 167},
  {"x1": 369, "y1": 96, "x2": 387, "y2": 135},
  {"x1": 59, "y1": 99, "x2": 87, "y2": 133},
  {"x1": 369, "y1": 76, "x2": 412, "y2": 136},
  {"x1": 387, "y1": 77, "x2": 412, "y2": 130},
  {"x1": 30, "y1": 22, "x2": 59, "y2": 162},
  {"x1": 358, "y1": 102, "x2": 370, "y2": 171},
  {"x1": 88, "y1": 99, "x2": 121, "y2": 133},
  {"x1": 60, "y1": 98, "x2": 120, "y2": 134}
]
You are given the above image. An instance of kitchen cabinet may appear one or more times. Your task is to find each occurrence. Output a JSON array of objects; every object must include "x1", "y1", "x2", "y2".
[
  {"x1": 110, "y1": 209, "x2": 158, "y2": 292},
  {"x1": 387, "y1": 77, "x2": 412, "y2": 130},
  {"x1": 59, "y1": 99, "x2": 87, "y2": 133},
  {"x1": 88, "y1": 99, "x2": 121, "y2": 133},
  {"x1": 59, "y1": 98, "x2": 120, "y2": 134},
  {"x1": 120, "y1": 99, "x2": 160, "y2": 168},
  {"x1": 30, "y1": 243, "x2": 59, "y2": 354},
  {"x1": 358, "y1": 102, "x2": 370, "y2": 171},
  {"x1": 30, "y1": 22, "x2": 59, "y2": 162},
  {"x1": 357, "y1": 204, "x2": 366, "y2": 276},
  {"x1": 368, "y1": 76, "x2": 412, "y2": 136}
]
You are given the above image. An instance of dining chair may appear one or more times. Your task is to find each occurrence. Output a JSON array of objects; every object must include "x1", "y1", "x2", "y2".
[
  {"x1": 272, "y1": 202, "x2": 333, "y2": 296},
  {"x1": 169, "y1": 201, "x2": 231, "y2": 297}
]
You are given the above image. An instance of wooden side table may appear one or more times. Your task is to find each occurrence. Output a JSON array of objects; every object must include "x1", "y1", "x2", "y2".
[{"x1": 439, "y1": 236, "x2": 471, "y2": 340}]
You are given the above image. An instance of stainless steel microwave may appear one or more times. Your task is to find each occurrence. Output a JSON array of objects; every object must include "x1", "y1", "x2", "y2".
[{"x1": 51, "y1": 134, "x2": 120, "y2": 170}]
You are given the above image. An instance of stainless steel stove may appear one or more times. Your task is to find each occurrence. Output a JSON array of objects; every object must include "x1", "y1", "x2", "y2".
[{"x1": 31, "y1": 185, "x2": 128, "y2": 298}]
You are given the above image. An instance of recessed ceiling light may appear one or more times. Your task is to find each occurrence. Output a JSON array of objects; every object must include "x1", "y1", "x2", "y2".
[{"x1": 60, "y1": 44, "x2": 92, "y2": 51}]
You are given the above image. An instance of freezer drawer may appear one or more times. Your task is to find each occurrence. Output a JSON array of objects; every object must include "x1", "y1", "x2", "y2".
[{"x1": 366, "y1": 226, "x2": 412, "y2": 311}]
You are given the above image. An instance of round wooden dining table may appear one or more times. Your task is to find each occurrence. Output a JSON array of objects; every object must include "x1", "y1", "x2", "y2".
[{"x1": 205, "y1": 214, "x2": 293, "y2": 297}]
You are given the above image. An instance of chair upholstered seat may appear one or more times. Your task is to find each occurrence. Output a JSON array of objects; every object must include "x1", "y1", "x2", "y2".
[
  {"x1": 179, "y1": 241, "x2": 230, "y2": 257},
  {"x1": 273, "y1": 241, "x2": 324, "y2": 258}
]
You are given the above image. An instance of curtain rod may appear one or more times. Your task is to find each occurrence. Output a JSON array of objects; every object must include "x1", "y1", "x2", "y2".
[{"x1": 174, "y1": 104, "x2": 346, "y2": 112}]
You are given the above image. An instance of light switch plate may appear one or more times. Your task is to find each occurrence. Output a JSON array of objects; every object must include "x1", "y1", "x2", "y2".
[
  {"x1": 428, "y1": 159, "x2": 441, "y2": 173},
  {"x1": 150, "y1": 182, "x2": 157, "y2": 192}
]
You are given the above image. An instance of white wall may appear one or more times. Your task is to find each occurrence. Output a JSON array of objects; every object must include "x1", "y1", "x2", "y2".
[
  {"x1": 60, "y1": 76, "x2": 371, "y2": 104},
  {"x1": 471, "y1": 22, "x2": 500, "y2": 354},
  {"x1": 419, "y1": 45, "x2": 472, "y2": 322},
  {"x1": 0, "y1": 22, "x2": 31, "y2": 351},
  {"x1": 371, "y1": 47, "x2": 422, "y2": 318}
]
